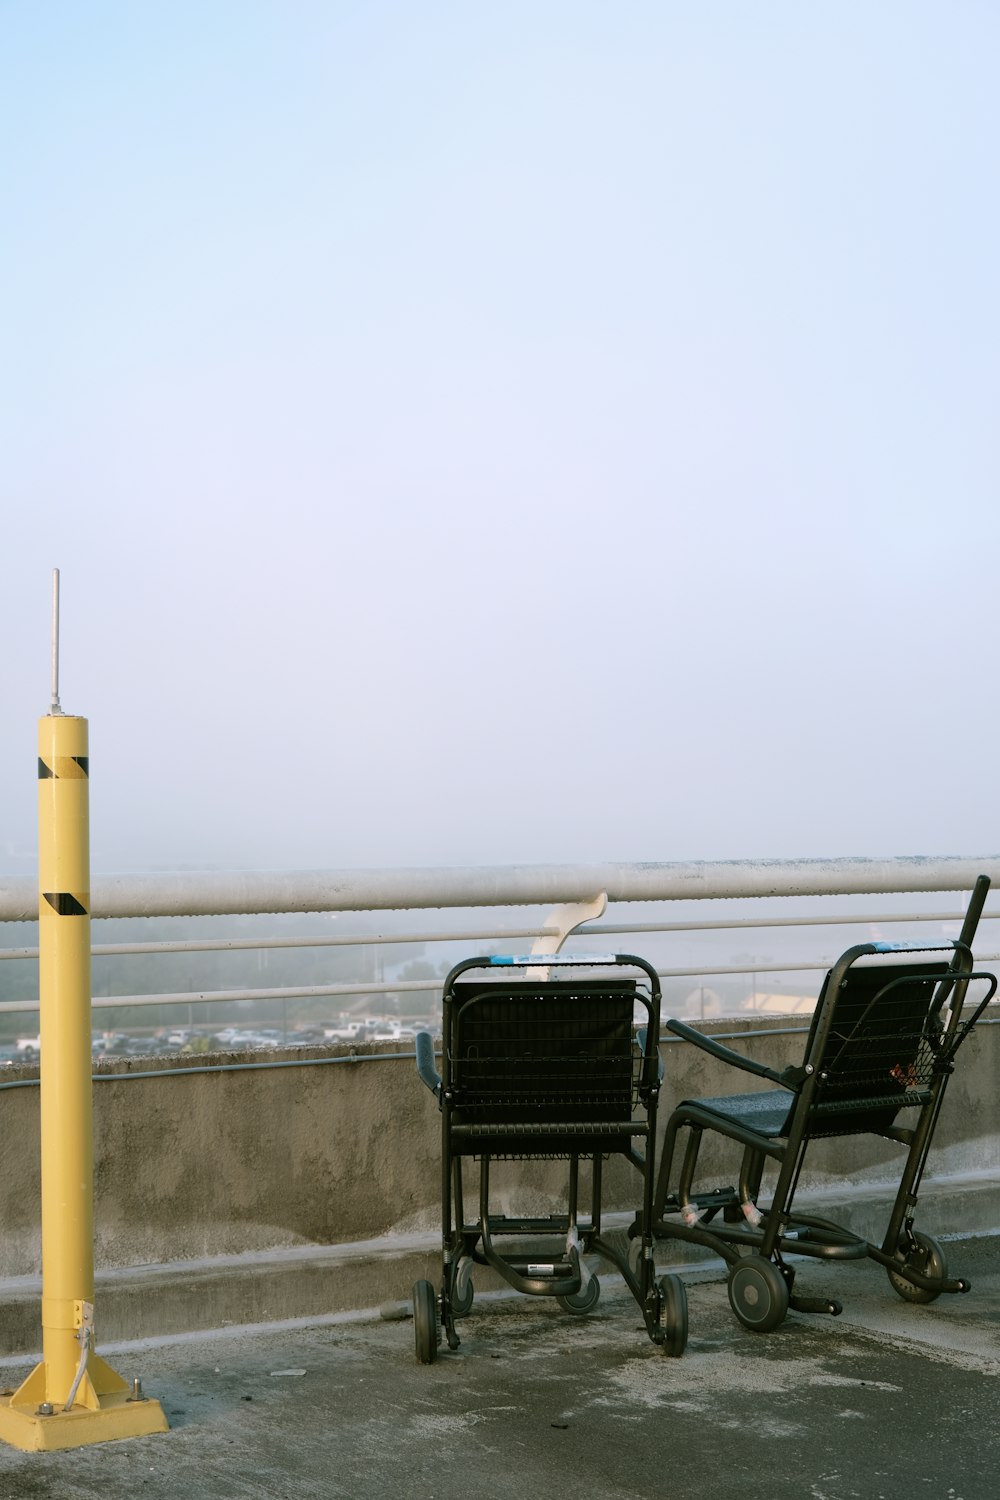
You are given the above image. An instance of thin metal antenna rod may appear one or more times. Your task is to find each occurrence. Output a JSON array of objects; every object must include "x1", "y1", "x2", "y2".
[{"x1": 50, "y1": 569, "x2": 62, "y2": 716}]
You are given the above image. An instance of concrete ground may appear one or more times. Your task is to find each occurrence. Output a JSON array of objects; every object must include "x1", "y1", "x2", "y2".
[{"x1": 0, "y1": 1233, "x2": 996, "y2": 1500}]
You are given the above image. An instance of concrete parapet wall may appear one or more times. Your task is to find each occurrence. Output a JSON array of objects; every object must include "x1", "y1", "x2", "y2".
[{"x1": 0, "y1": 1018, "x2": 997, "y2": 1349}]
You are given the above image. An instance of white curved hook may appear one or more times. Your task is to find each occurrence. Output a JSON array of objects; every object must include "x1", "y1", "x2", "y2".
[{"x1": 527, "y1": 893, "x2": 608, "y2": 979}]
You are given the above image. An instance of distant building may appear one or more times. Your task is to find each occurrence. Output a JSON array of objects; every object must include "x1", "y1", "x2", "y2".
[
  {"x1": 677, "y1": 987, "x2": 726, "y2": 1019},
  {"x1": 742, "y1": 992, "x2": 817, "y2": 1016}
]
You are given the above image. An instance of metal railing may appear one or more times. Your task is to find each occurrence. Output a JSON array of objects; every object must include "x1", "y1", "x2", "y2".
[
  {"x1": 4, "y1": 854, "x2": 1000, "y2": 919},
  {"x1": 1, "y1": 856, "x2": 999, "y2": 1028}
]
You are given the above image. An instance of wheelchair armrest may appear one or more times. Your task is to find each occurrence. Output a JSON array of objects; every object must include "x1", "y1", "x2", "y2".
[
  {"x1": 665, "y1": 1018, "x2": 806, "y2": 1088},
  {"x1": 415, "y1": 1031, "x2": 442, "y2": 1099},
  {"x1": 635, "y1": 1027, "x2": 665, "y2": 1083}
]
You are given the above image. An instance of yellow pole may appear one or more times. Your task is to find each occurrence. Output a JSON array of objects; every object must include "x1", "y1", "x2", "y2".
[
  {"x1": 0, "y1": 710, "x2": 167, "y2": 1452},
  {"x1": 36, "y1": 712, "x2": 95, "y2": 1403}
]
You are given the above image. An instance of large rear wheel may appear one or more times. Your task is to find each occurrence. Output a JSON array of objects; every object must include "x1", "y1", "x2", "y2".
[
  {"x1": 658, "y1": 1275, "x2": 688, "y2": 1357},
  {"x1": 413, "y1": 1279, "x2": 439, "y2": 1363}
]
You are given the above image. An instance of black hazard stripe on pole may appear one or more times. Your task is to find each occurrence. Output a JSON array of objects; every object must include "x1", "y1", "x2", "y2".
[
  {"x1": 43, "y1": 893, "x2": 89, "y2": 916},
  {"x1": 38, "y1": 757, "x2": 89, "y2": 779}
]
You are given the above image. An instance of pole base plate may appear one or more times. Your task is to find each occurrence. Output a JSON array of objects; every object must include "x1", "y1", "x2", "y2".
[{"x1": 0, "y1": 1388, "x2": 168, "y2": 1453}]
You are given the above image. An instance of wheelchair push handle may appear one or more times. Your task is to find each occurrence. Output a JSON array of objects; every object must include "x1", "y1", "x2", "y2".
[
  {"x1": 443, "y1": 951, "x2": 661, "y2": 996},
  {"x1": 958, "y1": 874, "x2": 990, "y2": 952}
]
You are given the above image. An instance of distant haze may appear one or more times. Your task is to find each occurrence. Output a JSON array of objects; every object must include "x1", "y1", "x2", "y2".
[{"x1": 3, "y1": 3, "x2": 997, "y2": 876}]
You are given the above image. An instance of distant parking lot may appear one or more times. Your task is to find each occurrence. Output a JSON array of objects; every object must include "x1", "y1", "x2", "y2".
[{"x1": 3, "y1": 1017, "x2": 426, "y2": 1065}]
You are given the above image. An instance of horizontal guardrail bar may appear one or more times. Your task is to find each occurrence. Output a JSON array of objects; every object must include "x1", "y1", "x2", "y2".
[
  {"x1": 3, "y1": 855, "x2": 1000, "y2": 921},
  {"x1": 0, "y1": 926, "x2": 557, "y2": 962},
  {"x1": 2, "y1": 953, "x2": 999, "y2": 1017},
  {"x1": 3, "y1": 905, "x2": 998, "y2": 962},
  {"x1": 0, "y1": 978, "x2": 445, "y2": 1016},
  {"x1": 596, "y1": 909, "x2": 1000, "y2": 935}
]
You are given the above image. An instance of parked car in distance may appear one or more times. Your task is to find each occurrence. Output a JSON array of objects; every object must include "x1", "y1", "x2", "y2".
[
  {"x1": 288, "y1": 1028, "x2": 326, "y2": 1046},
  {"x1": 212, "y1": 1028, "x2": 256, "y2": 1049},
  {"x1": 323, "y1": 1019, "x2": 380, "y2": 1040},
  {"x1": 93, "y1": 1033, "x2": 127, "y2": 1055}
]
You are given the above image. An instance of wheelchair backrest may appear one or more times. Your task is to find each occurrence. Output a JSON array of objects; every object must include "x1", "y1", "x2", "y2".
[
  {"x1": 802, "y1": 953, "x2": 953, "y2": 1132},
  {"x1": 447, "y1": 979, "x2": 642, "y2": 1127}
]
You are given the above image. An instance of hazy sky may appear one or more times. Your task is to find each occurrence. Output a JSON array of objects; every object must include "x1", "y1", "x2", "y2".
[{"x1": 3, "y1": 2, "x2": 998, "y2": 875}]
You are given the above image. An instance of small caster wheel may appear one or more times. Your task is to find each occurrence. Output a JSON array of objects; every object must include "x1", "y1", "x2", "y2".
[
  {"x1": 888, "y1": 1231, "x2": 947, "y2": 1305},
  {"x1": 727, "y1": 1256, "x2": 789, "y2": 1332},
  {"x1": 413, "y1": 1279, "x2": 439, "y2": 1363},
  {"x1": 557, "y1": 1275, "x2": 601, "y2": 1315},
  {"x1": 658, "y1": 1274, "x2": 688, "y2": 1357},
  {"x1": 451, "y1": 1256, "x2": 474, "y2": 1319}
]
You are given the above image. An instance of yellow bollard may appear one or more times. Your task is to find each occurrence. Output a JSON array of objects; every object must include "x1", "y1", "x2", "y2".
[{"x1": 0, "y1": 715, "x2": 168, "y2": 1452}]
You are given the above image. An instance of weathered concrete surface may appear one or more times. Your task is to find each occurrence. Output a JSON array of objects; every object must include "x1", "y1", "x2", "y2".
[
  {"x1": 0, "y1": 1019, "x2": 997, "y2": 1348},
  {"x1": 0, "y1": 1233, "x2": 997, "y2": 1500}
]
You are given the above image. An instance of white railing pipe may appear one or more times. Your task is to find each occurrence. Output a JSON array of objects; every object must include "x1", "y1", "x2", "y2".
[{"x1": 3, "y1": 855, "x2": 1000, "y2": 923}]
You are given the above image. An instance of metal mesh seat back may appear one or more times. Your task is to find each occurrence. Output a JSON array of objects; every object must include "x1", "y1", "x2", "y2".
[
  {"x1": 802, "y1": 958, "x2": 951, "y2": 1135},
  {"x1": 448, "y1": 980, "x2": 638, "y2": 1130}
]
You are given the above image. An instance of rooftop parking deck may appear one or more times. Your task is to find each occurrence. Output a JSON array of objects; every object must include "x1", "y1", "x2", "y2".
[{"x1": 0, "y1": 1231, "x2": 997, "y2": 1500}]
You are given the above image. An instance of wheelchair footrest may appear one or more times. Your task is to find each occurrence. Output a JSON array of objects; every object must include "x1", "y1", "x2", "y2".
[
  {"x1": 487, "y1": 1252, "x2": 583, "y2": 1298},
  {"x1": 502, "y1": 1255, "x2": 577, "y2": 1279},
  {"x1": 790, "y1": 1293, "x2": 842, "y2": 1316}
]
